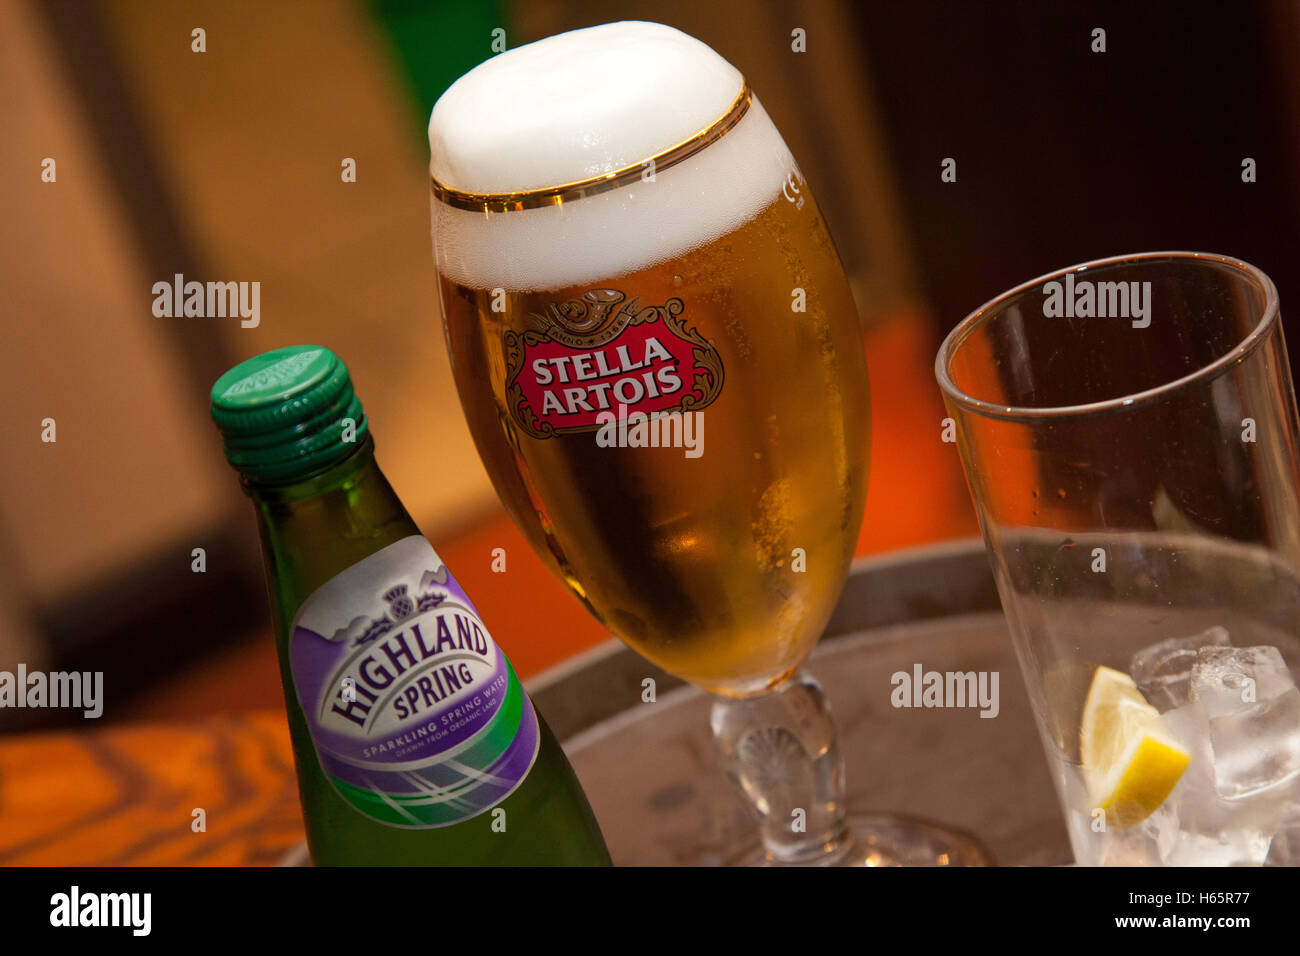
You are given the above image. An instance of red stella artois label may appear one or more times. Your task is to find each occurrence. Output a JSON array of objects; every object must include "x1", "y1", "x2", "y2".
[{"x1": 504, "y1": 288, "x2": 725, "y2": 438}]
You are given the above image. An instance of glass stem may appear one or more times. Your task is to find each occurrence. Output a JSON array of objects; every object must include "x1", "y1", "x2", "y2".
[{"x1": 710, "y1": 669, "x2": 851, "y2": 864}]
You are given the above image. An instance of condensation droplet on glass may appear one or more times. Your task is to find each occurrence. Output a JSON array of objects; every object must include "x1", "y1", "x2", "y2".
[
  {"x1": 1056, "y1": 488, "x2": 1066, "y2": 500},
  {"x1": 672, "y1": 274, "x2": 684, "y2": 288}
]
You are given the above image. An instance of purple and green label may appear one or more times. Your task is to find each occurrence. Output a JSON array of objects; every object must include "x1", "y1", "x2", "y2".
[{"x1": 289, "y1": 536, "x2": 539, "y2": 828}]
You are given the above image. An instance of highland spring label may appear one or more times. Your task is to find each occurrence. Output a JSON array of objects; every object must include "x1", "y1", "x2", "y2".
[
  {"x1": 505, "y1": 288, "x2": 724, "y2": 438},
  {"x1": 289, "y1": 535, "x2": 539, "y2": 828}
]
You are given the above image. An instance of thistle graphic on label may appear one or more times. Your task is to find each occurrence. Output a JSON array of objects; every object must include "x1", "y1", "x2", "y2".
[
  {"x1": 504, "y1": 288, "x2": 725, "y2": 438},
  {"x1": 289, "y1": 535, "x2": 539, "y2": 828}
]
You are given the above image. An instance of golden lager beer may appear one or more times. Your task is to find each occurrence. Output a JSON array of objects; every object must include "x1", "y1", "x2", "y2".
[
  {"x1": 429, "y1": 22, "x2": 869, "y2": 696},
  {"x1": 427, "y1": 25, "x2": 987, "y2": 868}
]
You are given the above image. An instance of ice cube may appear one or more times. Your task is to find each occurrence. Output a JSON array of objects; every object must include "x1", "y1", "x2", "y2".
[
  {"x1": 1190, "y1": 645, "x2": 1300, "y2": 799},
  {"x1": 1067, "y1": 807, "x2": 1169, "y2": 866},
  {"x1": 1158, "y1": 704, "x2": 1276, "y2": 864},
  {"x1": 1130, "y1": 626, "x2": 1231, "y2": 711},
  {"x1": 1161, "y1": 704, "x2": 1216, "y2": 824},
  {"x1": 1263, "y1": 782, "x2": 1300, "y2": 866},
  {"x1": 1161, "y1": 829, "x2": 1273, "y2": 866},
  {"x1": 1265, "y1": 829, "x2": 1295, "y2": 866}
]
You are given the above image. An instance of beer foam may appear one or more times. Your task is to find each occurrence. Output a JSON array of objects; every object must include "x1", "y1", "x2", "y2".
[
  {"x1": 428, "y1": 21, "x2": 796, "y2": 291},
  {"x1": 430, "y1": 21, "x2": 744, "y2": 195}
]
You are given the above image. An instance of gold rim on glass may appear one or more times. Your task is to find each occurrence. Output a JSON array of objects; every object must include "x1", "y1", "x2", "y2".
[
  {"x1": 935, "y1": 250, "x2": 1281, "y2": 424},
  {"x1": 430, "y1": 83, "x2": 752, "y2": 213}
]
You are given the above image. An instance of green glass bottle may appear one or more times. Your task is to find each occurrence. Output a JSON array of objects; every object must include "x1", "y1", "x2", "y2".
[{"x1": 210, "y1": 345, "x2": 611, "y2": 865}]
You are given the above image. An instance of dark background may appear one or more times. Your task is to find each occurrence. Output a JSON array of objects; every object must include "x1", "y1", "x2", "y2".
[{"x1": 855, "y1": 0, "x2": 1299, "y2": 337}]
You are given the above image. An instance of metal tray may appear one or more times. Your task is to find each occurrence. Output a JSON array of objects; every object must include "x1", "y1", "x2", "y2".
[{"x1": 529, "y1": 538, "x2": 1070, "y2": 866}]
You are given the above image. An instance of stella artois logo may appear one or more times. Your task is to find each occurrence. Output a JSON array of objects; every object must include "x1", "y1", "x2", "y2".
[{"x1": 504, "y1": 288, "x2": 725, "y2": 438}]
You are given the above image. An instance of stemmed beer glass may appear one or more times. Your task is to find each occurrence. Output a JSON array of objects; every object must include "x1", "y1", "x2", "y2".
[{"x1": 428, "y1": 21, "x2": 984, "y2": 865}]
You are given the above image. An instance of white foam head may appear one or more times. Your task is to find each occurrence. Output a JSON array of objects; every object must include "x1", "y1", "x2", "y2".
[
  {"x1": 429, "y1": 21, "x2": 743, "y2": 194},
  {"x1": 428, "y1": 21, "x2": 797, "y2": 291}
]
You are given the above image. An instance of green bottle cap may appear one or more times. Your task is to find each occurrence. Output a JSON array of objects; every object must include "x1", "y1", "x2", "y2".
[{"x1": 210, "y1": 345, "x2": 369, "y2": 483}]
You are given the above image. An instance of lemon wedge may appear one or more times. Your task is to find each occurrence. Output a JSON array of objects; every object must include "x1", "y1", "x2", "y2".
[{"x1": 1079, "y1": 665, "x2": 1190, "y2": 829}]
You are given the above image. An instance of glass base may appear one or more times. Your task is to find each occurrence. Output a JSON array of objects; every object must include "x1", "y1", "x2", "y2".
[{"x1": 732, "y1": 813, "x2": 992, "y2": 867}]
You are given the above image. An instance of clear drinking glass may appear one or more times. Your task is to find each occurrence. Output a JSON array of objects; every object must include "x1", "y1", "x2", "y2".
[{"x1": 938, "y1": 252, "x2": 1300, "y2": 865}]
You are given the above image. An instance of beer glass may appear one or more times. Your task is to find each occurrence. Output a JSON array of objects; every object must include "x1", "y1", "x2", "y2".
[
  {"x1": 428, "y1": 22, "x2": 984, "y2": 864},
  {"x1": 938, "y1": 252, "x2": 1300, "y2": 865}
]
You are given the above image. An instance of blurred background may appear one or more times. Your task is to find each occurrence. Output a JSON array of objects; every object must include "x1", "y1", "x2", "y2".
[{"x1": 1, "y1": 0, "x2": 1298, "y2": 862}]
